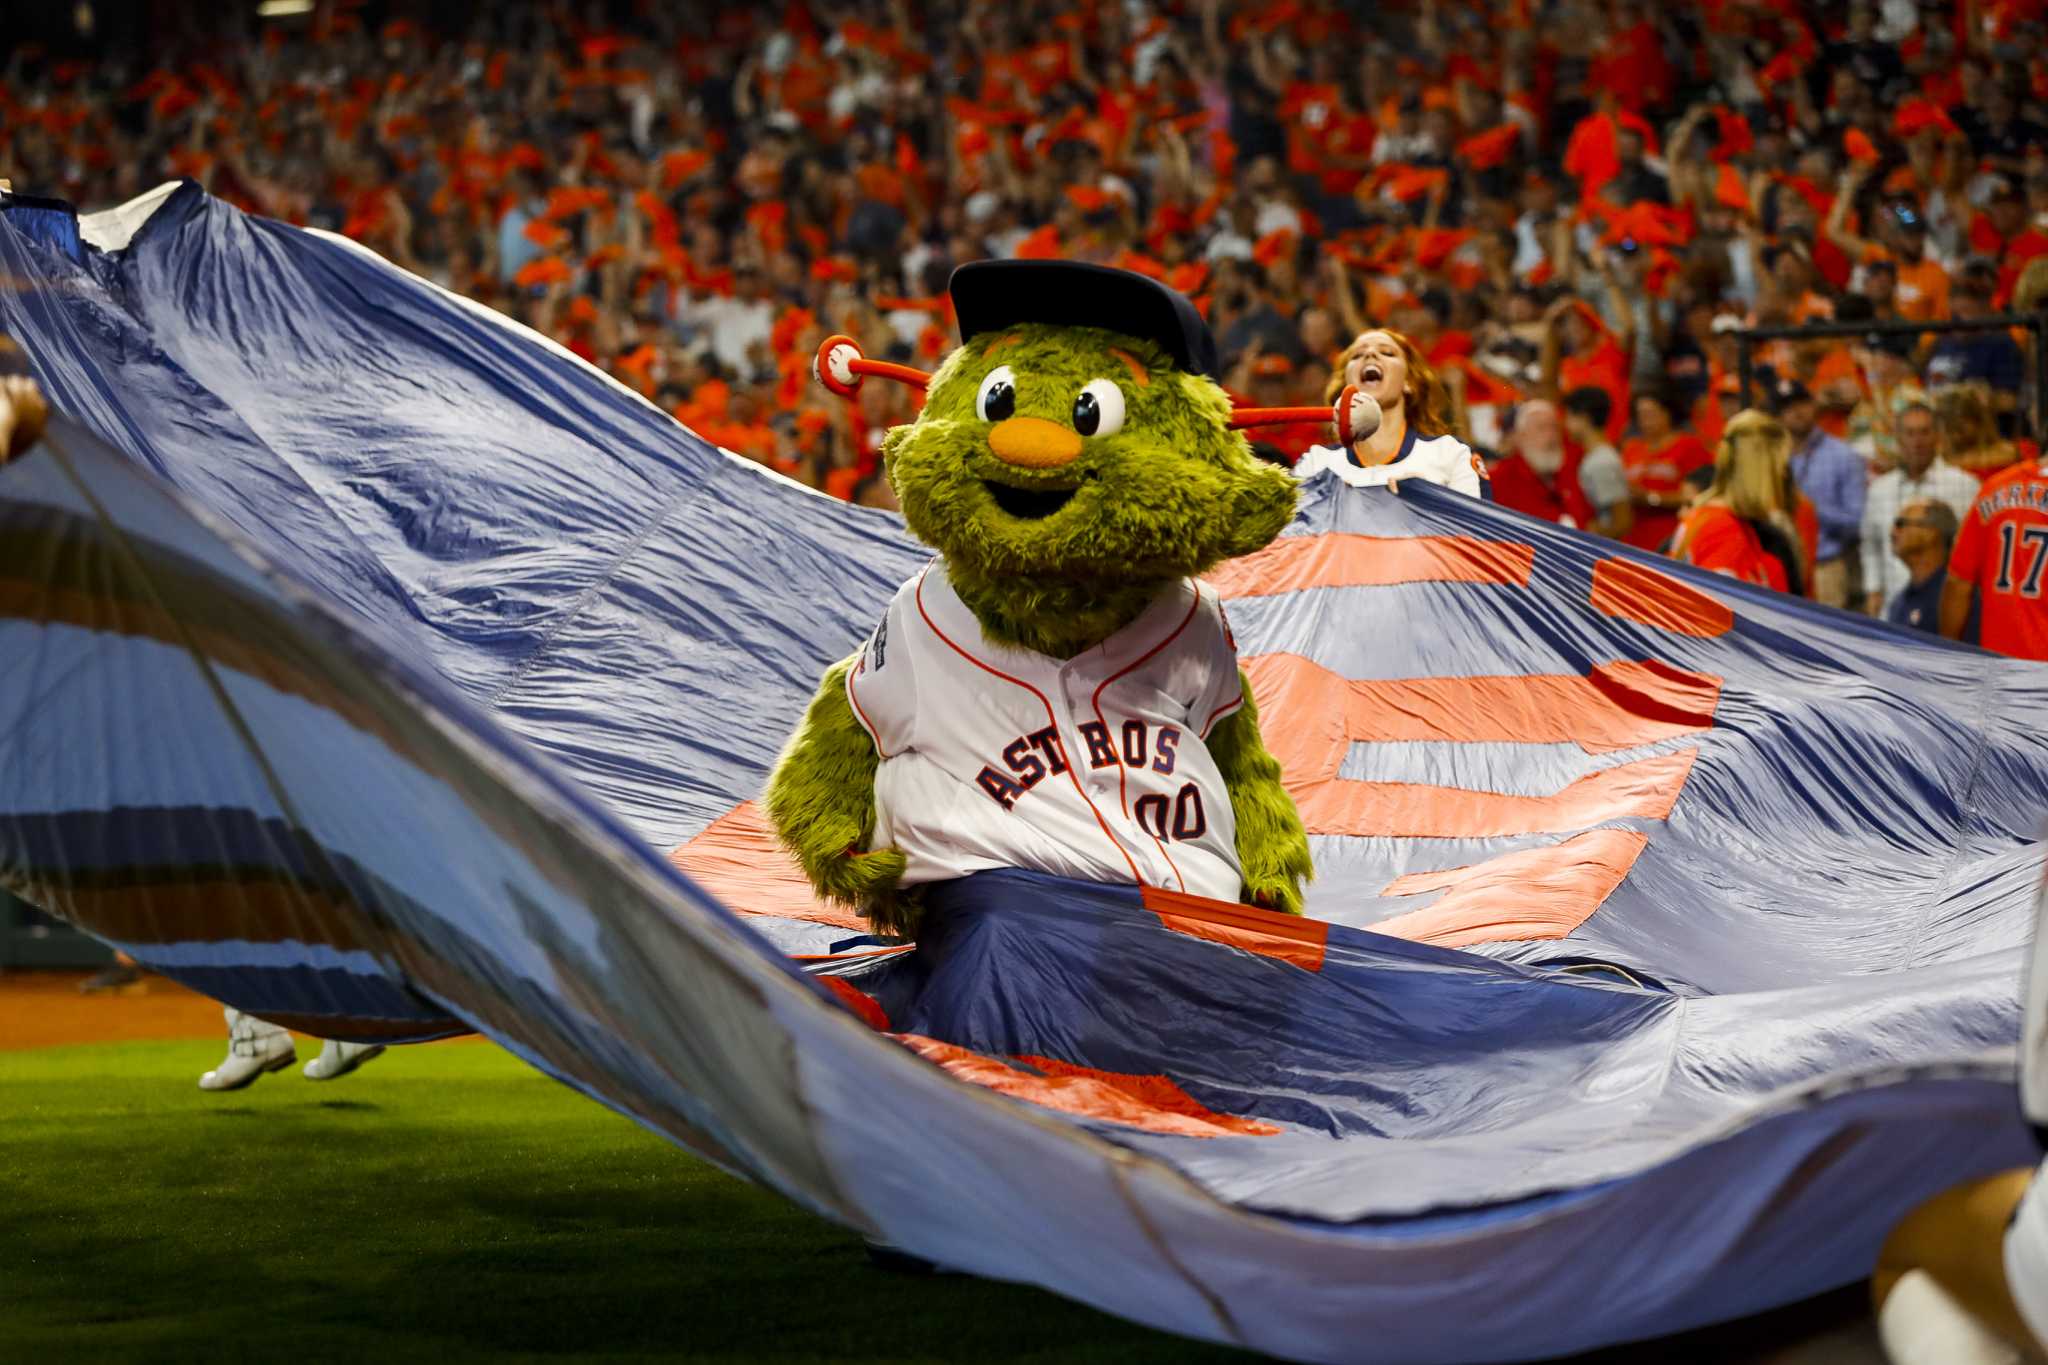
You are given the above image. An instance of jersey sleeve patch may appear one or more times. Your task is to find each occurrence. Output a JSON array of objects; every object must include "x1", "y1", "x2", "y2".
[
  {"x1": 844, "y1": 585, "x2": 918, "y2": 758},
  {"x1": 1190, "y1": 588, "x2": 1247, "y2": 739}
]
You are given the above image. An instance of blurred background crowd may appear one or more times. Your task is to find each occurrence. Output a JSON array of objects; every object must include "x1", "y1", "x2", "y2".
[{"x1": 6, "y1": 0, "x2": 2048, "y2": 644}]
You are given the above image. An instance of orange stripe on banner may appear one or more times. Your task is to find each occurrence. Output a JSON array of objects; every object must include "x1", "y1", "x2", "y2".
[
  {"x1": 1243, "y1": 653, "x2": 1720, "y2": 758},
  {"x1": 1349, "y1": 661, "x2": 1719, "y2": 752},
  {"x1": 668, "y1": 800, "x2": 870, "y2": 932},
  {"x1": 1591, "y1": 558, "x2": 1733, "y2": 637},
  {"x1": 1141, "y1": 886, "x2": 1329, "y2": 971},
  {"x1": 896, "y1": 1034, "x2": 1280, "y2": 1137},
  {"x1": 1206, "y1": 533, "x2": 1534, "y2": 599},
  {"x1": 1292, "y1": 747, "x2": 1698, "y2": 838},
  {"x1": 1372, "y1": 828, "x2": 1651, "y2": 947},
  {"x1": 820, "y1": 977, "x2": 891, "y2": 1030}
]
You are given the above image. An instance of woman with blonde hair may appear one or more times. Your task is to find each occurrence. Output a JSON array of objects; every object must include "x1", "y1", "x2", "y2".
[
  {"x1": 1293, "y1": 327, "x2": 1487, "y2": 496},
  {"x1": 1670, "y1": 409, "x2": 1808, "y2": 595},
  {"x1": 1935, "y1": 381, "x2": 2022, "y2": 477}
]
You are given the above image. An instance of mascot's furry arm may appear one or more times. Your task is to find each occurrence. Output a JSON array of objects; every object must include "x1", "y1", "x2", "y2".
[
  {"x1": 1210, "y1": 669, "x2": 1313, "y2": 915},
  {"x1": 763, "y1": 657, "x2": 914, "y2": 933}
]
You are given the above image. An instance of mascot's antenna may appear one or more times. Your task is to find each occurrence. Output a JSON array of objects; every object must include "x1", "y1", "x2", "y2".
[{"x1": 810, "y1": 336, "x2": 1381, "y2": 454}]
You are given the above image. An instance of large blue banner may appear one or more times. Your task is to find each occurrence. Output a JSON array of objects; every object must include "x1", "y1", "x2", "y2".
[{"x1": 2, "y1": 183, "x2": 2043, "y2": 1363}]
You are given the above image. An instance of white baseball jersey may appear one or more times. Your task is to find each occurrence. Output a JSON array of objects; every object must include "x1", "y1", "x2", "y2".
[
  {"x1": 845, "y1": 560, "x2": 1246, "y2": 901},
  {"x1": 2011, "y1": 867, "x2": 2048, "y2": 1352},
  {"x1": 1296, "y1": 431, "x2": 1486, "y2": 497},
  {"x1": 2011, "y1": 1169, "x2": 2048, "y2": 1353}
]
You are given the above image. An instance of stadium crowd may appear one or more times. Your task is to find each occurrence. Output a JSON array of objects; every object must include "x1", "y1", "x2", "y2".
[{"x1": 5, "y1": 0, "x2": 2048, "y2": 654}]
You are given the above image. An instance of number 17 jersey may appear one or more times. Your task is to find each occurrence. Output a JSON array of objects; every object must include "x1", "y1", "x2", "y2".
[
  {"x1": 1950, "y1": 458, "x2": 2048, "y2": 662},
  {"x1": 846, "y1": 561, "x2": 1247, "y2": 902}
]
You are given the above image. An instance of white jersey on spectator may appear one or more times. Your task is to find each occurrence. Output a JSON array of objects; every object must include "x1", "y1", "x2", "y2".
[
  {"x1": 846, "y1": 561, "x2": 1245, "y2": 901},
  {"x1": 1296, "y1": 430, "x2": 1485, "y2": 497}
]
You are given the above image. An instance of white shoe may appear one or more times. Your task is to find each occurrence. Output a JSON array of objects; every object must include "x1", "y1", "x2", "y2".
[
  {"x1": 199, "y1": 1008, "x2": 296, "y2": 1091},
  {"x1": 304, "y1": 1039, "x2": 385, "y2": 1081}
]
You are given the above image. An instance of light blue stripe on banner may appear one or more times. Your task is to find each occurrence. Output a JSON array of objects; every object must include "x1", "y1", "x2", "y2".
[
  {"x1": 0, "y1": 620, "x2": 608, "y2": 977},
  {"x1": 0, "y1": 436, "x2": 287, "y2": 593},
  {"x1": 116, "y1": 938, "x2": 387, "y2": 975},
  {"x1": 0, "y1": 620, "x2": 286, "y2": 819}
]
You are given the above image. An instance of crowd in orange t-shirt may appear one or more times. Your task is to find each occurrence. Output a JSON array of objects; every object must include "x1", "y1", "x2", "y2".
[{"x1": 7, "y1": 0, "x2": 2048, "y2": 652}]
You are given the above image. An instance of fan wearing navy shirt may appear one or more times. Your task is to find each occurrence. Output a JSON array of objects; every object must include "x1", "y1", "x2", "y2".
[{"x1": 1884, "y1": 498, "x2": 1976, "y2": 643}]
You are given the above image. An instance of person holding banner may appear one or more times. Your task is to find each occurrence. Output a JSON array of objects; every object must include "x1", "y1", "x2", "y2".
[{"x1": 1294, "y1": 328, "x2": 1487, "y2": 497}]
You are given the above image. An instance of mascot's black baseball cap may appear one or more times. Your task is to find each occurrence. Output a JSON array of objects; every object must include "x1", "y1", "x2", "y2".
[{"x1": 948, "y1": 260, "x2": 1220, "y2": 379}]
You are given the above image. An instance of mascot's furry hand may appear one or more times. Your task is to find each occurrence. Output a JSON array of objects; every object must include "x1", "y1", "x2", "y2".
[
  {"x1": 1210, "y1": 676, "x2": 1315, "y2": 915},
  {"x1": 763, "y1": 657, "x2": 916, "y2": 933},
  {"x1": 765, "y1": 262, "x2": 1313, "y2": 937}
]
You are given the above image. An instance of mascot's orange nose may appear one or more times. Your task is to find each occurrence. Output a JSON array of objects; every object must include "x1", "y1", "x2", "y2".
[{"x1": 988, "y1": 417, "x2": 1083, "y2": 469}]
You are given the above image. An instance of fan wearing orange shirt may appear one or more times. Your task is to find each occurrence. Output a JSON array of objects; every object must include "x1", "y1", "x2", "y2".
[
  {"x1": 1670, "y1": 410, "x2": 1808, "y2": 595},
  {"x1": 1943, "y1": 453, "x2": 2048, "y2": 661},
  {"x1": 1825, "y1": 167, "x2": 1949, "y2": 322},
  {"x1": 1541, "y1": 298, "x2": 1630, "y2": 443},
  {"x1": 1619, "y1": 389, "x2": 1713, "y2": 551}
]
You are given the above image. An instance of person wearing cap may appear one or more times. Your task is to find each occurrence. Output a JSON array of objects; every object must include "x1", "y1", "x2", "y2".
[
  {"x1": 1968, "y1": 176, "x2": 2031, "y2": 267},
  {"x1": 1777, "y1": 378, "x2": 1870, "y2": 608},
  {"x1": 1857, "y1": 256, "x2": 1903, "y2": 324},
  {"x1": 1828, "y1": 166, "x2": 1950, "y2": 322},
  {"x1": 1859, "y1": 398, "x2": 1981, "y2": 617},
  {"x1": 1925, "y1": 262, "x2": 2024, "y2": 405}
]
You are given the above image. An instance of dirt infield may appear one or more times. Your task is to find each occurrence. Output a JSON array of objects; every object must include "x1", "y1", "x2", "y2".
[{"x1": 0, "y1": 970, "x2": 232, "y2": 1050}]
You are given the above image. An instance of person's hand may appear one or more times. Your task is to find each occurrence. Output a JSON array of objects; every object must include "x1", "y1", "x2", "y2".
[
  {"x1": 1, "y1": 374, "x2": 50, "y2": 464},
  {"x1": 1542, "y1": 296, "x2": 1577, "y2": 327}
]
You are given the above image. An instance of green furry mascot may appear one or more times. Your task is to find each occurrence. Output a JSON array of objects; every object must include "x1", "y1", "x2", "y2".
[{"x1": 765, "y1": 261, "x2": 1312, "y2": 936}]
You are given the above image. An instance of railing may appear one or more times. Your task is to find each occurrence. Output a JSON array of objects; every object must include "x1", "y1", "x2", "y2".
[{"x1": 1734, "y1": 313, "x2": 2048, "y2": 439}]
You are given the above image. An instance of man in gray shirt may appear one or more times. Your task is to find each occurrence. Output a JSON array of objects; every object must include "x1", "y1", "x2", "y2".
[{"x1": 1563, "y1": 387, "x2": 1635, "y2": 540}]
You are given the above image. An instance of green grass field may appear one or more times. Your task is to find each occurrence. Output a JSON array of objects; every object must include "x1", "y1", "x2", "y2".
[
  {"x1": 0, "y1": 1039, "x2": 1244, "y2": 1364},
  {"x1": 2, "y1": 1038, "x2": 1882, "y2": 1364}
]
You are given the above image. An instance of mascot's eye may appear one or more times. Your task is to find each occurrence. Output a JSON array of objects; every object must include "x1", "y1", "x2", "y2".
[
  {"x1": 1072, "y1": 379, "x2": 1125, "y2": 437},
  {"x1": 976, "y1": 366, "x2": 1017, "y2": 422}
]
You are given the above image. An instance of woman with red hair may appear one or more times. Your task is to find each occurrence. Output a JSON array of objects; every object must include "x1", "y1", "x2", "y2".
[{"x1": 1294, "y1": 328, "x2": 1487, "y2": 496}]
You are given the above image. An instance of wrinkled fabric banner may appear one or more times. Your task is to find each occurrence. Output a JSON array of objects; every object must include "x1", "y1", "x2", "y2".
[{"x1": 2, "y1": 184, "x2": 2046, "y2": 1364}]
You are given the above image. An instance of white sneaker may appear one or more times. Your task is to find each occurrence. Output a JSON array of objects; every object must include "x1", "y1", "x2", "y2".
[
  {"x1": 304, "y1": 1039, "x2": 385, "y2": 1081},
  {"x1": 198, "y1": 1008, "x2": 296, "y2": 1091}
]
